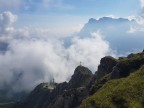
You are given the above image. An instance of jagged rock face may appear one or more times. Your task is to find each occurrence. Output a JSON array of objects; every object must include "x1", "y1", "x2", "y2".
[
  {"x1": 48, "y1": 66, "x2": 93, "y2": 108},
  {"x1": 17, "y1": 83, "x2": 52, "y2": 108},
  {"x1": 52, "y1": 82, "x2": 68, "y2": 97},
  {"x1": 68, "y1": 66, "x2": 93, "y2": 89},
  {"x1": 95, "y1": 56, "x2": 118, "y2": 80},
  {"x1": 87, "y1": 56, "x2": 118, "y2": 92},
  {"x1": 49, "y1": 87, "x2": 88, "y2": 108},
  {"x1": 111, "y1": 52, "x2": 144, "y2": 79},
  {"x1": 16, "y1": 66, "x2": 93, "y2": 108}
]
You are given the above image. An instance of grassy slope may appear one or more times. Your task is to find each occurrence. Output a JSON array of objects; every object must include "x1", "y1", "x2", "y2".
[
  {"x1": 0, "y1": 103, "x2": 15, "y2": 108},
  {"x1": 0, "y1": 97, "x2": 16, "y2": 108},
  {"x1": 79, "y1": 65, "x2": 144, "y2": 108}
]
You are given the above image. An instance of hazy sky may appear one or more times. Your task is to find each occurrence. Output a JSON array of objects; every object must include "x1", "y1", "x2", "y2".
[{"x1": 0, "y1": 0, "x2": 142, "y2": 30}]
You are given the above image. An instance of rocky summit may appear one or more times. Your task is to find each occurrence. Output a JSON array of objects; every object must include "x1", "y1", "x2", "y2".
[
  {"x1": 4, "y1": 51, "x2": 144, "y2": 108},
  {"x1": 14, "y1": 65, "x2": 93, "y2": 108}
]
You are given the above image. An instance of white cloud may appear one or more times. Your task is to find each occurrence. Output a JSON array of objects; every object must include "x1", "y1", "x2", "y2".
[
  {"x1": 0, "y1": 11, "x2": 114, "y2": 94},
  {"x1": 12, "y1": 25, "x2": 83, "y2": 39},
  {"x1": 0, "y1": 39, "x2": 69, "y2": 92},
  {"x1": 135, "y1": 16, "x2": 144, "y2": 25},
  {"x1": 128, "y1": 26, "x2": 137, "y2": 33},
  {"x1": 128, "y1": 25, "x2": 144, "y2": 33},
  {"x1": 68, "y1": 31, "x2": 114, "y2": 71},
  {"x1": 0, "y1": 31, "x2": 112, "y2": 93},
  {"x1": 0, "y1": 11, "x2": 17, "y2": 34},
  {"x1": 0, "y1": 11, "x2": 83, "y2": 40}
]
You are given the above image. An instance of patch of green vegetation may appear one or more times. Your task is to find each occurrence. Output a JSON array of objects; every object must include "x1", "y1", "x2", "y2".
[
  {"x1": 0, "y1": 97, "x2": 16, "y2": 108},
  {"x1": 89, "y1": 73, "x2": 111, "y2": 95},
  {"x1": 0, "y1": 102, "x2": 16, "y2": 108},
  {"x1": 114, "y1": 52, "x2": 144, "y2": 78},
  {"x1": 79, "y1": 65, "x2": 144, "y2": 108}
]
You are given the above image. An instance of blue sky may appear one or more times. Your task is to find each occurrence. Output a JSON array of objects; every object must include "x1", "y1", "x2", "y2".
[
  {"x1": 0, "y1": 0, "x2": 142, "y2": 29},
  {"x1": 2, "y1": 0, "x2": 140, "y2": 15}
]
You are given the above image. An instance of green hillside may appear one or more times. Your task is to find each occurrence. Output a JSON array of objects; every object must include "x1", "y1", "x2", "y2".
[
  {"x1": 0, "y1": 102, "x2": 15, "y2": 108},
  {"x1": 79, "y1": 65, "x2": 144, "y2": 108}
]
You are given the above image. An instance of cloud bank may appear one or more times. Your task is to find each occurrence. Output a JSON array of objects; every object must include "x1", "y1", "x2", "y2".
[{"x1": 0, "y1": 11, "x2": 113, "y2": 94}]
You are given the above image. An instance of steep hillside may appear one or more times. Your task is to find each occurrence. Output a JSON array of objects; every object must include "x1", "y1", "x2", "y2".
[
  {"x1": 79, "y1": 65, "x2": 144, "y2": 108},
  {"x1": 0, "y1": 98, "x2": 16, "y2": 108}
]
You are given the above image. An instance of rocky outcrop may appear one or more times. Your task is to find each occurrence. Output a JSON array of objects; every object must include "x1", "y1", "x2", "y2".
[
  {"x1": 96, "y1": 56, "x2": 118, "y2": 79},
  {"x1": 111, "y1": 52, "x2": 144, "y2": 79},
  {"x1": 68, "y1": 66, "x2": 93, "y2": 89},
  {"x1": 48, "y1": 66, "x2": 93, "y2": 108},
  {"x1": 46, "y1": 66, "x2": 93, "y2": 108},
  {"x1": 49, "y1": 87, "x2": 87, "y2": 108},
  {"x1": 86, "y1": 56, "x2": 118, "y2": 95},
  {"x1": 88, "y1": 52, "x2": 144, "y2": 95},
  {"x1": 16, "y1": 66, "x2": 93, "y2": 108},
  {"x1": 16, "y1": 83, "x2": 53, "y2": 108}
]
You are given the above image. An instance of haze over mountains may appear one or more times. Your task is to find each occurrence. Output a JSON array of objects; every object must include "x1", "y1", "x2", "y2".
[
  {"x1": 0, "y1": 11, "x2": 144, "y2": 100},
  {"x1": 79, "y1": 17, "x2": 144, "y2": 54},
  {"x1": 0, "y1": 0, "x2": 144, "y2": 108}
]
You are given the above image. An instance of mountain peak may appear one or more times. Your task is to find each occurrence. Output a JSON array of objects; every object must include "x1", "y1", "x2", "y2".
[
  {"x1": 68, "y1": 65, "x2": 93, "y2": 88},
  {"x1": 88, "y1": 18, "x2": 97, "y2": 23},
  {"x1": 88, "y1": 17, "x2": 130, "y2": 24},
  {"x1": 74, "y1": 65, "x2": 92, "y2": 74}
]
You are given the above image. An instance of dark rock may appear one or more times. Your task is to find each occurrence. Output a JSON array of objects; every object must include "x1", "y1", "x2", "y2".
[
  {"x1": 52, "y1": 82, "x2": 68, "y2": 96},
  {"x1": 47, "y1": 66, "x2": 93, "y2": 108},
  {"x1": 118, "y1": 57, "x2": 126, "y2": 60},
  {"x1": 68, "y1": 65, "x2": 93, "y2": 89},
  {"x1": 49, "y1": 87, "x2": 87, "y2": 108},
  {"x1": 111, "y1": 66, "x2": 120, "y2": 79},
  {"x1": 87, "y1": 56, "x2": 117, "y2": 95},
  {"x1": 17, "y1": 83, "x2": 52, "y2": 108},
  {"x1": 111, "y1": 53, "x2": 144, "y2": 79},
  {"x1": 127, "y1": 53, "x2": 134, "y2": 58},
  {"x1": 95, "y1": 56, "x2": 118, "y2": 80}
]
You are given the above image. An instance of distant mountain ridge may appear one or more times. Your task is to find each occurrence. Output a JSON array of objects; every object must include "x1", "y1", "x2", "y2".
[
  {"x1": 80, "y1": 17, "x2": 134, "y2": 35},
  {"x1": 79, "y1": 17, "x2": 144, "y2": 54},
  {"x1": 88, "y1": 17, "x2": 130, "y2": 24}
]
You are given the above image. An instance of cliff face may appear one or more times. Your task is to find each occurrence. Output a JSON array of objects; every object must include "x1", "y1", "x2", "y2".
[
  {"x1": 15, "y1": 83, "x2": 53, "y2": 108},
  {"x1": 15, "y1": 51, "x2": 144, "y2": 108},
  {"x1": 68, "y1": 66, "x2": 93, "y2": 89},
  {"x1": 16, "y1": 66, "x2": 93, "y2": 108},
  {"x1": 95, "y1": 56, "x2": 118, "y2": 79},
  {"x1": 111, "y1": 52, "x2": 144, "y2": 79},
  {"x1": 48, "y1": 66, "x2": 93, "y2": 108}
]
